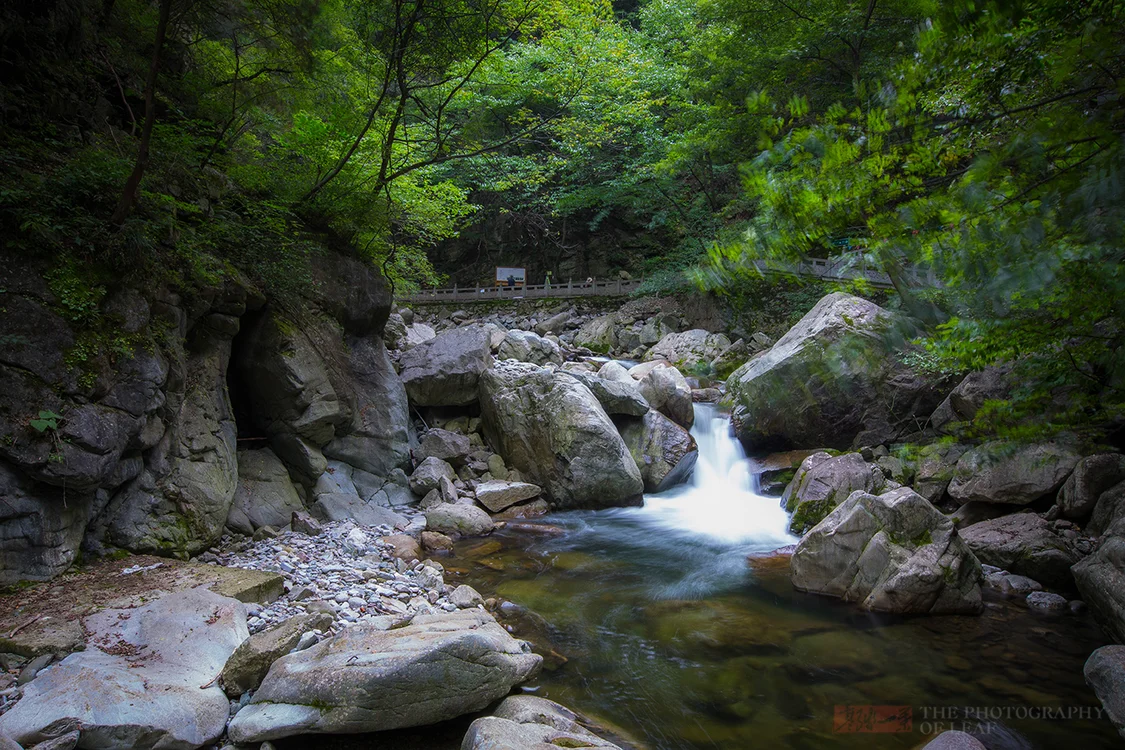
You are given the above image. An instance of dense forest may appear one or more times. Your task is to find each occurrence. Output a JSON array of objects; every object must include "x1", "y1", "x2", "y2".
[{"x1": 1, "y1": 0, "x2": 1122, "y2": 437}]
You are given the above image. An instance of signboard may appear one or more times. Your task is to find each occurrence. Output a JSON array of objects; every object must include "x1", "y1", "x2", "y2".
[{"x1": 495, "y1": 266, "x2": 526, "y2": 286}]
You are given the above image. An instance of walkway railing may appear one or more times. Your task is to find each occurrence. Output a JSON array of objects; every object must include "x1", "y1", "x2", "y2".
[{"x1": 398, "y1": 255, "x2": 935, "y2": 304}]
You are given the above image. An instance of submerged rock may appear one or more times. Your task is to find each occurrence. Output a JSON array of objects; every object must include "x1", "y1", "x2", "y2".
[
  {"x1": 790, "y1": 487, "x2": 983, "y2": 615},
  {"x1": 227, "y1": 610, "x2": 541, "y2": 743}
]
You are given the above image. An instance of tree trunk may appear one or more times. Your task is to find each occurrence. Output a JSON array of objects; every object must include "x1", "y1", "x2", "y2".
[{"x1": 110, "y1": 0, "x2": 173, "y2": 226}]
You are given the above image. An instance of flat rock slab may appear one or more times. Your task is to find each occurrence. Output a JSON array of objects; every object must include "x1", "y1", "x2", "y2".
[
  {"x1": 474, "y1": 480, "x2": 542, "y2": 512},
  {"x1": 228, "y1": 610, "x2": 541, "y2": 743},
  {"x1": 0, "y1": 556, "x2": 280, "y2": 658},
  {"x1": 0, "y1": 588, "x2": 247, "y2": 750}
]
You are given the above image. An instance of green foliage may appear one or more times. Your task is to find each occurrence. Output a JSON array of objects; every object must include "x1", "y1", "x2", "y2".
[{"x1": 29, "y1": 410, "x2": 62, "y2": 433}]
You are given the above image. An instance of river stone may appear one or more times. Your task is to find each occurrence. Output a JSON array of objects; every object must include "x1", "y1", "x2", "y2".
[
  {"x1": 479, "y1": 361, "x2": 643, "y2": 510},
  {"x1": 398, "y1": 326, "x2": 493, "y2": 406},
  {"x1": 425, "y1": 504, "x2": 495, "y2": 537},
  {"x1": 221, "y1": 613, "x2": 334, "y2": 697},
  {"x1": 642, "y1": 329, "x2": 731, "y2": 370},
  {"x1": 617, "y1": 410, "x2": 698, "y2": 493},
  {"x1": 463, "y1": 696, "x2": 624, "y2": 750},
  {"x1": 1074, "y1": 524, "x2": 1125, "y2": 643},
  {"x1": 781, "y1": 452, "x2": 885, "y2": 535},
  {"x1": 0, "y1": 588, "x2": 246, "y2": 750},
  {"x1": 475, "y1": 480, "x2": 542, "y2": 512},
  {"x1": 410, "y1": 456, "x2": 457, "y2": 494},
  {"x1": 922, "y1": 731, "x2": 987, "y2": 750},
  {"x1": 450, "y1": 585, "x2": 485, "y2": 609},
  {"x1": 726, "y1": 292, "x2": 940, "y2": 451},
  {"x1": 597, "y1": 360, "x2": 634, "y2": 385},
  {"x1": 497, "y1": 330, "x2": 563, "y2": 367},
  {"x1": 947, "y1": 441, "x2": 1081, "y2": 505},
  {"x1": 1085, "y1": 646, "x2": 1125, "y2": 739},
  {"x1": 636, "y1": 364, "x2": 694, "y2": 429},
  {"x1": 227, "y1": 610, "x2": 541, "y2": 743},
  {"x1": 562, "y1": 370, "x2": 649, "y2": 416},
  {"x1": 959, "y1": 513, "x2": 1077, "y2": 589},
  {"x1": 1026, "y1": 591, "x2": 1068, "y2": 612},
  {"x1": 381, "y1": 533, "x2": 423, "y2": 562},
  {"x1": 790, "y1": 487, "x2": 983, "y2": 615},
  {"x1": 227, "y1": 448, "x2": 305, "y2": 535},
  {"x1": 418, "y1": 429, "x2": 472, "y2": 467}
]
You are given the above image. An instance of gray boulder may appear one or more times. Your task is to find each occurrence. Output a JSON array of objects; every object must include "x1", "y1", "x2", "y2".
[
  {"x1": 227, "y1": 610, "x2": 541, "y2": 743},
  {"x1": 399, "y1": 326, "x2": 493, "y2": 406},
  {"x1": 403, "y1": 322, "x2": 436, "y2": 350},
  {"x1": 574, "y1": 314, "x2": 616, "y2": 354},
  {"x1": 563, "y1": 370, "x2": 649, "y2": 416},
  {"x1": 928, "y1": 365, "x2": 1011, "y2": 434},
  {"x1": 0, "y1": 588, "x2": 247, "y2": 750},
  {"x1": 948, "y1": 441, "x2": 1081, "y2": 506},
  {"x1": 597, "y1": 360, "x2": 634, "y2": 384},
  {"x1": 1058, "y1": 454, "x2": 1125, "y2": 520},
  {"x1": 418, "y1": 429, "x2": 472, "y2": 467},
  {"x1": 1074, "y1": 526, "x2": 1125, "y2": 643},
  {"x1": 498, "y1": 330, "x2": 563, "y2": 366},
  {"x1": 617, "y1": 410, "x2": 698, "y2": 493},
  {"x1": 410, "y1": 456, "x2": 457, "y2": 495},
  {"x1": 959, "y1": 513, "x2": 1077, "y2": 589},
  {"x1": 221, "y1": 613, "x2": 333, "y2": 697},
  {"x1": 462, "y1": 696, "x2": 624, "y2": 750},
  {"x1": 727, "y1": 292, "x2": 942, "y2": 450},
  {"x1": 425, "y1": 504, "x2": 495, "y2": 537},
  {"x1": 1091, "y1": 481, "x2": 1125, "y2": 536},
  {"x1": 383, "y1": 312, "x2": 408, "y2": 350},
  {"x1": 790, "y1": 487, "x2": 983, "y2": 614},
  {"x1": 636, "y1": 364, "x2": 694, "y2": 429},
  {"x1": 781, "y1": 452, "x2": 885, "y2": 535},
  {"x1": 479, "y1": 361, "x2": 643, "y2": 509},
  {"x1": 474, "y1": 480, "x2": 542, "y2": 513},
  {"x1": 912, "y1": 442, "x2": 970, "y2": 503},
  {"x1": 226, "y1": 448, "x2": 305, "y2": 535},
  {"x1": 535, "y1": 311, "x2": 575, "y2": 336},
  {"x1": 642, "y1": 329, "x2": 732, "y2": 370},
  {"x1": 1084, "y1": 646, "x2": 1125, "y2": 739}
]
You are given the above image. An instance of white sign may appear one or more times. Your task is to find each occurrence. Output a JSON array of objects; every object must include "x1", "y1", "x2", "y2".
[{"x1": 495, "y1": 266, "x2": 526, "y2": 285}]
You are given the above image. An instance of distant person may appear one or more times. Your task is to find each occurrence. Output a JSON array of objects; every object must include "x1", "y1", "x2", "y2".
[
  {"x1": 506, "y1": 275, "x2": 515, "y2": 288},
  {"x1": 545, "y1": 271, "x2": 552, "y2": 290},
  {"x1": 585, "y1": 276, "x2": 593, "y2": 284}
]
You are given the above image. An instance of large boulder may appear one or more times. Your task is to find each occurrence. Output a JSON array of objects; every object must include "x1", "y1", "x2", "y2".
[
  {"x1": 947, "y1": 441, "x2": 1081, "y2": 505},
  {"x1": 781, "y1": 452, "x2": 886, "y2": 535},
  {"x1": 574, "y1": 314, "x2": 616, "y2": 353},
  {"x1": 463, "y1": 696, "x2": 624, "y2": 750},
  {"x1": 726, "y1": 293, "x2": 942, "y2": 450},
  {"x1": 1084, "y1": 646, "x2": 1125, "y2": 739},
  {"x1": 617, "y1": 410, "x2": 698, "y2": 493},
  {"x1": 636, "y1": 364, "x2": 694, "y2": 429},
  {"x1": 417, "y1": 429, "x2": 472, "y2": 467},
  {"x1": 226, "y1": 448, "x2": 305, "y2": 535},
  {"x1": 790, "y1": 487, "x2": 983, "y2": 614},
  {"x1": 474, "y1": 480, "x2": 542, "y2": 513},
  {"x1": 307, "y1": 247, "x2": 392, "y2": 337},
  {"x1": 928, "y1": 365, "x2": 1011, "y2": 434},
  {"x1": 1074, "y1": 525, "x2": 1125, "y2": 643},
  {"x1": 398, "y1": 326, "x2": 493, "y2": 406},
  {"x1": 0, "y1": 588, "x2": 247, "y2": 749},
  {"x1": 479, "y1": 361, "x2": 643, "y2": 509},
  {"x1": 403, "y1": 322, "x2": 436, "y2": 350},
  {"x1": 227, "y1": 610, "x2": 541, "y2": 743},
  {"x1": 642, "y1": 329, "x2": 731, "y2": 371},
  {"x1": 410, "y1": 456, "x2": 457, "y2": 495},
  {"x1": 425, "y1": 503, "x2": 495, "y2": 537},
  {"x1": 497, "y1": 330, "x2": 563, "y2": 367},
  {"x1": 221, "y1": 613, "x2": 333, "y2": 697},
  {"x1": 912, "y1": 442, "x2": 970, "y2": 503},
  {"x1": 959, "y1": 513, "x2": 1077, "y2": 589},
  {"x1": 1058, "y1": 454, "x2": 1125, "y2": 520},
  {"x1": 562, "y1": 370, "x2": 649, "y2": 417}
]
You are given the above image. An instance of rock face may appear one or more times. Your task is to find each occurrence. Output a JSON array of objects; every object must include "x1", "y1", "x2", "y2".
[
  {"x1": 463, "y1": 696, "x2": 624, "y2": 750},
  {"x1": 790, "y1": 487, "x2": 983, "y2": 614},
  {"x1": 947, "y1": 441, "x2": 1081, "y2": 505},
  {"x1": 617, "y1": 410, "x2": 698, "y2": 493},
  {"x1": 227, "y1": 610, "x2": 542, "y2": 743},
  {"x1": 726, "y1": 292, "x2": 941, "y2": 450},
  {"x1": 0, "y1": 463, "x2": 93, "y2": 584},
  {"x1": 226, "y1": 448, "x2": 305, "y2": 535},
  {"x1": 781, "y1": 452, "x2": 886, "y2": 535},
  {"x1": 960, "y1": 513, "x2": 1078, "y2": 589},
  {"x1": 636, "y1": 364, "x2": 694, "y2": 429},
  {"x1": 1058, "y1": 454, "x2": 1125, "y2": 520},
  {"x1": 1084, "y1": 646, "x2": 1125, "y2": 739},
  {"x1": 562, "y1": 371, "x2": 649, "y2": 417},
  {"x1": 0, "y1": 588, "x2": 247, "y2": 749},
  {"x1": 643, "y1": 329, "x2": 732, "y2": 370},
  {"x1": 398, "y1": 326, "x2": 493, "y2": 406},
  {"x1": 497, "y1": 330, "x2": 563, "y2": 366},
  {"x1": 479, "y1": 361, "x2": 644, "y2": 509},
  {"x1": 1074, "y1": 527, "x2": 1125, "y2": 643}
]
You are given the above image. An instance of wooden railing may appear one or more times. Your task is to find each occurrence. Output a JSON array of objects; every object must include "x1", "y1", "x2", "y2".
[{"x1": 398, "y1": 255, "x2": 935, "y2": 305}]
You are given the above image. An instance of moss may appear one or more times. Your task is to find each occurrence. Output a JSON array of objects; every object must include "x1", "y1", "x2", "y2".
[{"x1": 788, "y1": 497, "x2": 837, "y2": 535}]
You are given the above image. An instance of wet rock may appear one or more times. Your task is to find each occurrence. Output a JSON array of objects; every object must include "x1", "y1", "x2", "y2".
[
  {"x1": 221, "y1": 613, "x2": 334, "y2": 697},
  {"x1": 617, "y1": 410, "x2": 698, "y2": 493},
  {"x1": 1085, "y1": 645, "x2": 1125, "y2": 739},
  {"x1": 398, "y1": 326, "x2": 493, "y2": 407},
  {"x1": 960, "y1": 513, "x2": 1077, "y2": 589},
  {"x1": 463, "y1": 696, "x2": 624, "y2": 750},
  {"x1": 425, "y1": 504, "x2": 495, "y2": 537},
  {"x1": 227, "y1": 610, "x2": 541, "y2": 742},
  {"x1": 479, "y1": 361, "x2": 643, "y2": 510},
  {"x1": 791, "y1": 487, "x2": 983, "y2": 614},
  {"x1": 410, "y1": 457, "x2": 456, "y2": 495},
  {"x1": 474, "y1": 481, "x2": 542, "y2": 513},
  {"x1": 1057, "y1": 454, "x2": 1125, "y2": 520},
  {"x1": 781, "y1": 452, "x2": 884, "y2": 535},
  {"x1": 561, "y1": 370, "x2": 649, "y2": 417},
  {"x1": 1026, "y1": 591, "x2": 1068, "y2": 612},
  {"x1": 636, "y1": 364, "x2": 694, "y2": 429},
  {"x1": 227, "y1": 448, "x2": 305, "y2": 536},
  {"x1": 947, "y1": 441, "x2": 1081, "y2": 506},
  {"x1": 0, "y1": 589, "x2": 246, "y2": 749}
]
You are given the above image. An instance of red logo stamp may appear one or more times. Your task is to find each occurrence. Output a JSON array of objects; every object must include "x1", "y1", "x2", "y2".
[{"x1": 833, "y1": 705, "x2": 914, "y2": 733}]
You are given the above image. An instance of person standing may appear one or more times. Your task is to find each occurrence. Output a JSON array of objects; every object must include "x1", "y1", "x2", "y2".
[{"x1": 545, "y1": 270, "x2": 552, "y2": 291}]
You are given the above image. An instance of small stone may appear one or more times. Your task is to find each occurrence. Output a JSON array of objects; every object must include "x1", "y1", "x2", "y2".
[
  {"x1": 450, "y1": 585, "x2": 485, "y2": 609},
  {"x1": 1026, "y1": 591, "x2": 1069, "y2": 612},
  {"x1": 421, "y1": 531, "x2": 454, "y2": 553}
]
